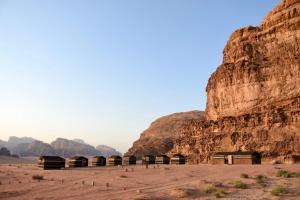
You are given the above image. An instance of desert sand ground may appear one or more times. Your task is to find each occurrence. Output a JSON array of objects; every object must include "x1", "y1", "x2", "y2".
[{"x1": 0, "y1": 160, "x2": 299, "y2": 200}]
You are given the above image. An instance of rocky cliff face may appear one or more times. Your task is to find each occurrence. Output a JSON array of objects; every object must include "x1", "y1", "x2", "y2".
[
  {"x1": 126, "y1": 111, "x2": 205, "y2": 158},
  {"x1": 206, "y1": 0, "x2": 300, "y2": 120},
  {"x1": 172, "y1": 0, "x2": 300, "y2": 163}
]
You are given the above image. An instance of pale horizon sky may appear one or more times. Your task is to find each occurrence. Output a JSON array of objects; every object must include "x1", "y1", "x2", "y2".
[{"x1": 0, "y1": 0, "x2": 280, "y2": 153}]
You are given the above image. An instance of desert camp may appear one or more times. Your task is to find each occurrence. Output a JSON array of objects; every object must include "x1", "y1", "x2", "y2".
[
  {"x1": 123, "y1": 155, "x2": 136, "y2": 165},
  {"x1": 91, "y1": 156, "x2": 106, "y2": 166},
  {"x1": 108, "y1": 155, "x2": 122, "y2": 166},
  {"x1": 211, "y1": 151, "x2": 261, "y2": 165},
  {"x1": 38, "y1": 156, "x2": 65, "y2": 169},
  {"x1": 68, "y1": 156, "x2": 89, "y2": 167}
]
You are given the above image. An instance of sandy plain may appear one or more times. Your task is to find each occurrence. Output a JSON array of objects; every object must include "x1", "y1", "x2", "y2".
[{"x1": 0, "y1": 158, "x2": 299, "y2": 200}]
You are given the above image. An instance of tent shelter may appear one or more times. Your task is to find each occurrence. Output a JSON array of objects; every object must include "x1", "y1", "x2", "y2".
[
  {"x1": 68, "y1": 156, "x2": 89, "y2": 167},
  {"x1": 91, "y1": 156, "x2": 106, "y2": 166},
  {"x1": 155, "y1": 155, "x2": 170, "y2": 164},
  {"x1": 123, "y1": 155, "x2": 136, "y2": 165},
  {"x1": 38, "y1": 156, "x2": 65, "y2": 170}
]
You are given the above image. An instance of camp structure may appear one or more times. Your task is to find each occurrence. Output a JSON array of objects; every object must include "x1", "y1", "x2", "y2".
[
  {"x1": 155, "y1": 155, "x2": 170, "y2": 164},
  {"x1": 91, "y1": 156, "x2": 106, "y2": 166},
  {"x1": 211, "y1": 151, "x2": 261, "y2": 165},
  {"x1": 68, "y1": 156, "x2": 88, "y2": 167},
  {"x1": 123, "y1": 155, "x2": 136, "y2": 165},
  {"x1": 142, "y1": 155, "x2": 155, "y2": 164},
  {"x1": 170, "y1": 154, "x2": 186, "y2": 165},
  {"x1": 38, "y1": 156, "x2": 65, "y2": 170},
  {"x1": 108, "y1": 155, "x2": 122, "y2": 166}
]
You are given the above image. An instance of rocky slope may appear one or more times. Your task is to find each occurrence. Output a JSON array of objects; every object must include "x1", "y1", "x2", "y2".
[
  {"x1": 171, "y1": 0, "x2": 300, "y2": 163},
  {"x1": 51, "y1": 138, "x2": 102, "y2": 157},
  {"x1": 126, "y1": 111, "x2": 205, "y2": 158},
  {"x1": 96, "y1": 145, "x2": 122, "y2": 157}
]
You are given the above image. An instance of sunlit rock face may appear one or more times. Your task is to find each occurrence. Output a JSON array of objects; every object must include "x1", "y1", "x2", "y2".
[
  {"x1": 171, "y1": 0, "x2": 300, "y2": 163},
  {"x1": 206, "y1": 0, "x2": 300, "y2": 120},
  {"x1": 126, "y1": 111, "x2": 205, "y2": 159}
]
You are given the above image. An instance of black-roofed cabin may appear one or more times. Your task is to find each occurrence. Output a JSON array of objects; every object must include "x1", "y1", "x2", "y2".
[
  {"x1": 170, "y1": 154, "x2": 186, "y2": 165},
  {"x1": 38, "y1": 156, "x2": 65, "y2": 170},
  {"x1": 155, "y1": 155, "x2": 170, "y2": 164},
  {"x1": 123, "y1": 155, "x2": 136, "y2": 165},
  {"x1": 142, "y1": 155, "x2": 155, "y2": 164},
  {"x1": 68, "y1": 156, "x2": 88, "y2": 167},
  {"x1": 108, "y1": 155, "x2": 122, "y2": 166},
  {"x1": 91, "y1": 156, "x2": 106, "y2": 166},
  {"x1": 211, "y1": 151, "x2": 261, "y2": 165}
]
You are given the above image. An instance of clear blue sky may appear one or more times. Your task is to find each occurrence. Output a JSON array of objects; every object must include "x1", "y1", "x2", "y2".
[{"x1": 0, "y1": 0, "x2": 280, "y2": 153}]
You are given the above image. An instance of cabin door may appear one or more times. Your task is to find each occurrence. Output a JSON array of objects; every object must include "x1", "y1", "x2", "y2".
[{"x1": 228, "y1": 155, "x2": 233, "y2": 165}]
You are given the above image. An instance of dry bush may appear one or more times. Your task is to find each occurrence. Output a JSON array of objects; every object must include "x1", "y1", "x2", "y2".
[
  {"x1": 32, "y1": 175, "x2": 44, "y2": 181},
  {"x1": 271, "y1": 185, "x2": 287, "y2": 196},
  {"x1": 234, "y1": 180, "x2": 247, "y2": 189},
  {"x1": 276, "y1": 170, "x2": 291, "y2": 178},
  {"x1": 256, "y1": 174, "x2": 267, "y2": 187},
  {"x1": 120, "y1": 175, "x2": 128, "y2": 178},
  {"x1": 170, "y1": 188, "x2": 196, "y2": 198},
  {"x1": 240, "y1": 173, "x2": 249, "y2": 179}
]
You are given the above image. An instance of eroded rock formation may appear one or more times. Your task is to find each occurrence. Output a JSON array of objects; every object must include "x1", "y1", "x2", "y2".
[
  {"x1": 172, "y1": 0, "x2": 300, "y2": 163},
  {"x1": 126, "y1": 111, "x2": 205, "y2": 159}
]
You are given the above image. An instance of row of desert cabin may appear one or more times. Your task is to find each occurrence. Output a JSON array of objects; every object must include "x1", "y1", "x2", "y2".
[
  {"x1": 38, "y1": 151, "x2": 263, "y2": 170},
  {"x1": 38, "y1": 154, "x2": 186, "y2": 170}
]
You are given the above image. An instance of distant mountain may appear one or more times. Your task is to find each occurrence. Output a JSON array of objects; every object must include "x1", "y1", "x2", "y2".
[
  {"x1": 73, "y1": 139, "x2": 86, "y2": 144},
  {"x1": 51, "y1": 138, "x2": 102, "y2": 157},
  {"x1": 0, "y1": 139, "x2": 7, "y2": 148},
  {"x1": 20, "y1": 140, "x2": 57, "y2": 157},
  {"x1": 0, "y1": 136, "x2": 121, "y2": 158},
  {"x1": 11, "y1": 143, "x2": 30, "y2": 155},
  {"x1": 96, "y1": 145, "x2": 122, "y2": 157},
  {"x1": 6, "y1": 136, "x2": 36, "y2": 149}
]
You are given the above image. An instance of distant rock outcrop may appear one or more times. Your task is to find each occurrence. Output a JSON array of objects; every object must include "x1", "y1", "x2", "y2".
[
  {"x1": 19, "y1": 141, "x2": 57, "y2": 157},
  {"x1": 96, "y1": 145, "x2": 122, "y2": 157},
  {"x1": 171, "y1": 0, "x2": 300, "y2": 163},
  {"x1": 126, "y1": 111, "x2": 205, "y2": 158},
  {"x1": 51, "y1": 138, "x2": 102, "y2": 157},
  {"x1": 3, "y1": 136, "x2": 36, "y2": 150}
]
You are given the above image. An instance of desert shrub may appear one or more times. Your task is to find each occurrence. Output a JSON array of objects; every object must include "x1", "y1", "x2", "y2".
[
  {"x1": 271, "y1": 185, "x2": 287, "y2": 196},
  {"x1": 276, "y1": 170, "x2": 291, "y2": 178},
  {"x1": 289, "y1": 172, "x2": 300, "y2": 178},
  {"x1": 119, "y1": 175, "x2": 128, "y2": 178},
  {"x1": 240, "y1": 173, "x2": 249, "y2": 179},
  {"x1": 32, "y1": 174, "x2": 44, "y2": 181},
  {"x1": 170, "y1": 188, "x2": 196, "y2": 198},
  {"x1": 234, "y1": 180, "x2": 247, "y2": 189},
  {"x1": 255, "y1": 174, "x2": 267, "y2": 187},
  {"x1": 204, "y1": 185, "x2": 217, "y2": 194},
  {"x1": 212, "y1": 189, "x2": 226, "y2": 198}
]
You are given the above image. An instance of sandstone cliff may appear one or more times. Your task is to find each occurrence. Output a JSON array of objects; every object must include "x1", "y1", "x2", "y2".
[
  {"x1": 172, "y1": 0, "x2": 300, "y2": 163},
  {"x1": 126, "y1": 111, "x2": 205, "y2": 158}
]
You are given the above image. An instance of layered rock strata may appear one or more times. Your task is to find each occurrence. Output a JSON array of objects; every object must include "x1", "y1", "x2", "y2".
[{"x1": 173, "y1": 0, "x2": 300, "y2": 163}]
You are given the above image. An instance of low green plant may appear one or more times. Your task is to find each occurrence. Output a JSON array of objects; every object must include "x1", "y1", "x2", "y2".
[
  {"x1": 276, "y1": 170, "x2": 291, "y2": 178},
  {"x1": 234, "y1": 180, "x2": 247, "y2": 189},
  {"x1": 271, "y1": 185, "x2": 287, "y2": 196},
  {"x1": 240, "y1": 173, "x2": 249, "y2": 179}
]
